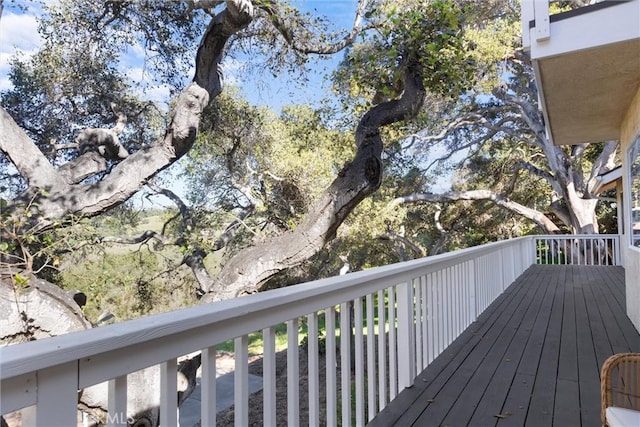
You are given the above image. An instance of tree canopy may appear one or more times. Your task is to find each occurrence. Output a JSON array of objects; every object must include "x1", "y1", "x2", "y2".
[
  {"x1": 0, "y1": 0, "x2": 620, "y2": 315},
  {"x1": 0, "y1": 0, "x2": 477, "y2": 302}
]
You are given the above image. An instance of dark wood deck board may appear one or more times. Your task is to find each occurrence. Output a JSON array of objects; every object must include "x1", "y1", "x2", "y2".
[
  {"x1": 416, "y1": 267, "x2": 545, "y2": 426},
  {"x1": 467, "y1": 269, "x2": 554, "y2": 427},
  {"x1": 369, "y1": 265, "x2": 640, "y2": 427},
  {"x1": 370, "y1": 267, "x2": 539, "y2": 427},
  {"x1": 574, "y1": 266, "x2": 602, "y2": 425},
  {"x1": 590, "y1": 268, "x2": 631, "y2": 355},
  {"x1": 498, "y1": 265, "x2": 564, "y2": 427},
  {"x1": 522, "y1": 266, "x2": 563, "y2": 427}
]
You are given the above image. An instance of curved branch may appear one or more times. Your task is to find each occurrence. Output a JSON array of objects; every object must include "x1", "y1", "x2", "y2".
[
  {"x1": 101, "y1": 230, "x2": 171, "y2": 245},
  {"x1": 424, "y1": 125, "x2": 499, "y2": 171},
  {"x1": 378, "y1": 232, "x2": 425, "y2": 260},
  {"x1": 147, "y1": 181, "x2": 193, "y2": 229},
  {"x1": 495, "y1": 87, "x2": 546, "y2": 145},
  {"x1": 3, "y1": 0, "x2": 255, "y2": 232},
  {"x1": 586, "y1": 140, "x2": 619, "y2": 195},
  {"x1": 413, "y1": 107, "x2": 515, "y2": 146},
  {"x1": 418, "y1": 111, "x2": 529, "y2": 172},
  {"x1": 513, "y1": 160, "x2": 562, "y2": 194},
  {"x1": 260, "y1": 0, "x2": 372, "y2": 55},
  {"x1": 392, "y1": 189, "x2": 560, "y2": 234},
  {"x1": 497, "y1": 88, "x2": 570, "y2": 177},
  {"x1": 201, "y1": 58, "x2": 427, "y2": 302},
  {"x1": 0, "y1": 108, "x2": 68, "y2": 190}
]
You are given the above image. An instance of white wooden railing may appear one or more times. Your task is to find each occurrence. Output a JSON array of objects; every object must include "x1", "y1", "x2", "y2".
[
  {"x1": 0, "y1": 234, "x2": 620, "y2": 426},
  {"x1": 534, "y1": 234, "x2": 621, "y2": 266}
]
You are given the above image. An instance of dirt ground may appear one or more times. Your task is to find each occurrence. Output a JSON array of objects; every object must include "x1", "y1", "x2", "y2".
[
  {"x1": 214, "y1": 345, "x2": 333, "y2": 427},
  {"x1": 1, "y1": 347, "x2": 340, "y2": 427}
]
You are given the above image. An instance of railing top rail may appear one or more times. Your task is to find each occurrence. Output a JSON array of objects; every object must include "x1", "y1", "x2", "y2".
[
  {"x1": 0, "y1": 236, "x2": 534, "y2": 381},
  {"x1": 533, "y1": 234, "x2": 618, "y2": 240},
  {"x1": 535, "y1": 234, "x2": 620, "y2": 239}
]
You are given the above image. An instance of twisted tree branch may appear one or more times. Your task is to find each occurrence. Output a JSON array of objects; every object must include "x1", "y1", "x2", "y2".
[
  {"x1": 260, "y1": 0, "x2": 372, "y2": 55},
  {"x1": 392, "y1": 189, "x2": 560, "y2": 233}
]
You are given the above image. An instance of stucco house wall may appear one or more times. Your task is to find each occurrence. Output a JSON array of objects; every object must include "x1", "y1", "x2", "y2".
[{"x1": 622, "y1": 85, "x2": 640, "y2": 330}]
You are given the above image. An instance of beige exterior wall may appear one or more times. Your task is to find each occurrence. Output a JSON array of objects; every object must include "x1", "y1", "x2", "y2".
[{"x1": 622, "y1": 85, "x2": 640, "y2": 330}]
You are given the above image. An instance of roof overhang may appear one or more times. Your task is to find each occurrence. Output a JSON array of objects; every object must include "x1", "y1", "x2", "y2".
[
  {"x1": 593, "y1": 165, "x2": 622, "y2": 195},
  {"x1": 522, "y1": 1, "x2": 640, "y2": 146}
]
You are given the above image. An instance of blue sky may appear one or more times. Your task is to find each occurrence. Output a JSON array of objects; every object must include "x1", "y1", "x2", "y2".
[
  {"x1": 0, "y1": 0, "x2": 360, "y2": 112},
  {"x1": 0, "y1": 0, "x2": 458, "y2": 204},
  {"x1": 233, "y1": 1, "x2": 360, "y2": 110},
  {"x1": 0, "y1": 1, "x2": 363, "y2": 204}
]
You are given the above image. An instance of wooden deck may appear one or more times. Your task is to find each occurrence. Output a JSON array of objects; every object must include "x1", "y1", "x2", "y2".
[{"x1": 369, "y1": 265, "x2": 640, "y2": 427}]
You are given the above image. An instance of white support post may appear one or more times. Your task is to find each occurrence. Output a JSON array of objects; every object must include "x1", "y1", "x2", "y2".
[
  {"x1": 235, "y1": 335, "x2": 249, "y2": 427},
  {"x1": 2, "y1": 373, "x2": 36, "y2": 417},
  {"x1": 426, "y1": 274, "x2": 436, "y2": 365},
  {"x1": 499, "y1": 247, "x2": 506, "y2": 291},
  {"x1": 396, "y1": 281, "x2": 415, "y2": 390},
  {"x1": 107, "y1": 375, "x2": 128, "y2": 427},
  {"x1": 354, "y1": 297, "x2": 365, "y2": 427},
  {"x1": 388, "y1": 287, "x2": 397, "y2": 399},
  {"x1": 201, "y1": 347, "x2": 217, "y2": 427},
  {"x1": 377, "y1": 290, "x2": 387, "y2": 409},
  {"x1": 436, "y1": 271, "x2": 443, "y2": 352},
  {"x1": 420, "y1": 276, "x2": 429, "y2": 370},
  {"x1": 340, "y1": 302, "x2": 351, "y2": 427},
  {"x1": 454, "y1": 266, "x2": 460, "y2": 343},
  {"x1": 366, "y1": 293, "x2": 377, "y2": 421},
  {"x1": 307, "y1": 313, "x2": 320, "y2": 427},
  {"x1": 445, "y1": 268, "x2": 453, "y2": 346},
  {"x1": 467, "y1": 259, "x2": 478, "y2": 322},
  {"x1": 325, "y1": 306, "x2": 337, "y2": 427},
  {"x1": 521, "y1": 0, "x2": 534, "y2": 49},
  {"x1": 160, "y1": 359, "x2": 178, "y2": 427},
  {"x1": 287, "y1": 318, "x2": 300, "y2": 427},
  {"x1": 414, "y1": 277, "x2": 423, "y2": 370},
  {"x1": 263, "y1": 327, "x2": 277, "y2": 427},
  {"x1": 29, "y1": 362, "x2": 78, "y2": 427}
]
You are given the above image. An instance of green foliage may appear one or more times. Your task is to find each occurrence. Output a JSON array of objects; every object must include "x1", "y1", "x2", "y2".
[
  {"x1": 334, "y1": 0, "x2": 476, "y2": 106},
  {"x1": 59, "y1": 248, "x2": 195, "y2": 322},
  {"x1": 0, "y1": 0, "x2": 199, "y2": 182},
  {"x1": 0, "y1": 191, "x2": 96, "y2": 280},
  {"x1": 596, "y1": 192, "x2": 619, "y2": 234},
  {"x1": 265, "y1": 105, "x2": 354, "y2": 206},
  {"x1": 181, "y1": 90, "x2": 357, "y2": 267},
  {"x1": 41, "y1": 0, "x2": 205, "y2": 90},
  {"x1": 465, "y1": 18, "x2": 521, "y2": 92},
  {"x1": 4, "y1": 0, "x2": 613, "y2": 326}
]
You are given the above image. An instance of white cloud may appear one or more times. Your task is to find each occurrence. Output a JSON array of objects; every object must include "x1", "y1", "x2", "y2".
[
  {"x1": 0, "y1": 12, "x2": 42, "y2": 90},
  {"x1": 125, "y1": 66, "x2": 146, "y2": 83},
  {"x1": 0, "y1": 12, "x2": 41, "y2": 51},
  {"x1": 143, "y1": 84, "x2": 172, "y2": 105},
  {"x1": 0, "y1": 76, "x2": 11, "y2": 92},
  {"x1": 121, "y1": 65, "x2": 172, "y2": 105},
  {"x1": 220, "y1": 58, "x2": 243, "y2": 86}
]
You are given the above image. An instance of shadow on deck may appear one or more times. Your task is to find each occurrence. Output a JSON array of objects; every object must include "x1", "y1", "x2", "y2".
[{"x1": 369, "y1": 265, "x2": 640, "y2": 427}]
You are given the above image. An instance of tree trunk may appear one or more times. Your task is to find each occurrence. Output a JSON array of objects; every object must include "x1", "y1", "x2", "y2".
[
  {"x1": 200, "y1": 59, "x2": 427, "y2": 302},
  {"x1": 0, "y1": 273, "x2": 199, "y2": 426},
  {"x1": 0, "y1": 0, "x2": 254, "y2": 234},
  {"x1": 392, "y1": 190, "x2": 561, "y2": 234}
]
